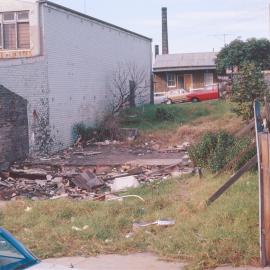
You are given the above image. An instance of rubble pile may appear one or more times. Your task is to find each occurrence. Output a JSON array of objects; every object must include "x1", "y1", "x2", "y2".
[{"x1": 0, "y1": 142, "x2": 196, "y2": 201}]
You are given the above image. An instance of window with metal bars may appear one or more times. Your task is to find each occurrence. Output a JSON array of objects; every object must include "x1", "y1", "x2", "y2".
[{"x1": 0, "y1": 11, "x2": 30, "y2": 50}]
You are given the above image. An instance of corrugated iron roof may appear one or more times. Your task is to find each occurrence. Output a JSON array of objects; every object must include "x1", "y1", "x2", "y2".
[{"x1": 153, "y1": 52, "x2": 217, "y2": 71}]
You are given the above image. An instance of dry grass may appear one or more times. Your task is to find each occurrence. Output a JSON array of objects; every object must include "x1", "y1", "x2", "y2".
[
  {"x1": 139, "y1": 114, "x2": 243, "y2": 147},
  {"x1": 124, "y1": 100, "x2": 244, "y2": 148},
  {"x1": 0, "y1": 172, "x2": 259, "y2": 269}
]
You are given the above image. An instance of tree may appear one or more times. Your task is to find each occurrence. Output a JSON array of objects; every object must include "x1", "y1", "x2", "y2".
[
  {"x1": 216, "y1": 39, "x2": 246, "y2": 74},
  {"x1": 216, "y1": 38, "x2": 270, "y2": 74},
  {"x1": 231, "y1": 62, "x2": 268, "y2": 120},
  {"x1": 109, "y1": 62, "x2": 149, "y2": 115}
]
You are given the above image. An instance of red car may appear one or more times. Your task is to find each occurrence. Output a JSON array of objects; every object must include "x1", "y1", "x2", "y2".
[{"x1": 186, "y1": 84, "x2": 219, "y2": 102}]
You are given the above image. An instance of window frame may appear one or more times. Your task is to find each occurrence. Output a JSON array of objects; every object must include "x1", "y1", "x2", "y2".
[
  {"x1": 167, "y1": 73, "x2": 176, "y2": 88},
  {"x1": 204, "y1": 72, "x2": 214, "y2": 86},
  {"x1": 0, "y1": 10, "x2": 30, "y2": 50}
]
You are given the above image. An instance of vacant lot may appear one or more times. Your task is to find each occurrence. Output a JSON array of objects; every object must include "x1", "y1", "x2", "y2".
[
  {"x1": 0, "y1": 173, "x2": 259, "y2": 269},
  {"x1": 0, "y1": 100, "x2": 258, "y2": 269}
]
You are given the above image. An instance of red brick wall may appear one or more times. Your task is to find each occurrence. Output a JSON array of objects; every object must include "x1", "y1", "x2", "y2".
[{"x1": 154, "y1": 70, "x2": 218, "y2": 92}]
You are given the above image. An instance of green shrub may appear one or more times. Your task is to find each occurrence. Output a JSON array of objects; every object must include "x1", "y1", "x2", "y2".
[
  {"x1": 72, "y1": 123, "x2": 96, "y2": 142},
  {"x1": 155, "y1": 107, "x2": 175, "y2": 121},
  {"x1": 189, "y1": 131, "x2": 253, "y2": 173},
  {"x1": 72, "y1": 116, "x2": 121, "y2": 144}
]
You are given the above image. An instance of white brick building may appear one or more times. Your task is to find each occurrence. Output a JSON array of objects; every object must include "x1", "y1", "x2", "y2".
[{"x1": 0, "y1": 0, "x2": 152, "y2": 154}]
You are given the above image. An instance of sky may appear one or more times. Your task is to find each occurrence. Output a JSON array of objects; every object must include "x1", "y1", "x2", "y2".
[{"x1": 52, "y1": 0, "x2": 270, "y2": 53}]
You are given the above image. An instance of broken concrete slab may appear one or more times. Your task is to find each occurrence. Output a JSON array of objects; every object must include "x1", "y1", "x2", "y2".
[
  {"x1": 10, "y1": 168, "x2": 48, "y2": 180},
  {"x1": 108, "y1": 176, "x2": 140, "y2": 192},
  {"x1": 126, "y1": 159, "x2": 183, "y2": 167},
  {"x1": 71, "y1": 170, "x2": 104, "y2": 191}
]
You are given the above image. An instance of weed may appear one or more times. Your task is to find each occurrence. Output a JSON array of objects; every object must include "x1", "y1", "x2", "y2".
[
  {"x1": 0, "y1": 173, "x2": 259, "y2": 269},
  {"x1": 155, "y1": 108, "x2": 175, "y2": 121},
  {"x1": 188, "y1": 131, "x2": 253, "y2": 173}
]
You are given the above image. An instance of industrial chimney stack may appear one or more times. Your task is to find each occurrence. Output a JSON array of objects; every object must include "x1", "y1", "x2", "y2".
[
  {"x1": 162, "y1": 7, "x2": 169, "y2": 54},
  {"x1": 155, "y1": 45, "x2": 159, "y2": 58}
]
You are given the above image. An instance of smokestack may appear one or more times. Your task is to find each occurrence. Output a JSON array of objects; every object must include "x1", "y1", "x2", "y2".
[
  {"x1": 155, "y1": 45, "x2": 159, "y2": 58},
  {"x1": 162, "y1": 7, "x2": 169, "y2": 54}
]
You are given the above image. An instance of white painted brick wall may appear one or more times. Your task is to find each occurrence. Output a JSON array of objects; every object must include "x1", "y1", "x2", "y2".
[
  {"x1": 43, "y1": 5, "x2": 152, "y2": 148},
  {"x1": 0, "y1": 2, "x2": 152, "y2": 154},
  {"x1": 0, "y1": 56, "x2": 49, "y2": 153}
]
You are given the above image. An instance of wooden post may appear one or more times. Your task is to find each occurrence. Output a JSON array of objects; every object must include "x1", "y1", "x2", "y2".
[
  {"x1": 255, "y1": 100, "x2": 267, "y2": 266},
  {"x1": 207, "y1": 155, "x2": 257, "y2": 206},
  {"x1": 259, "y1": 133, "x2": 270, "y2": 265},
  {"x1": 129, "y1": 80, "x2": 136, "y2": 108}
]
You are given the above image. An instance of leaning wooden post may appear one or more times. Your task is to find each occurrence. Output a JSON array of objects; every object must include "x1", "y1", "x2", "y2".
[{"x1": 254, "y1": 100, "x2": 267, "y2": 266}]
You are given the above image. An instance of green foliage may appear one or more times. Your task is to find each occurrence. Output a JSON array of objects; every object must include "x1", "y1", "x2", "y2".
[
  {"x1": 216, "y1": 39, "x2": 246, "y2": 74},
  {"x1": 155, "y1": 107, "x2": 175, "y2": 121},
  {"x1": 72, "y1": 116, "x2": 121, "y2": 143},
  {"x1": 120, "y1": 101, "x2": 231, "y2": 131},
  {"x1": 189, "y1": 131, "x2": 252, "y2": 173},
  {"x1": 231, "y1": 62, "x2": 268, "y2": 120},
  {"x1": 216, "y1": 38, "x2": 270, "y2": 74},
  {"x1": 72, "y1": 122, "x2": 96, "y2": 142}
]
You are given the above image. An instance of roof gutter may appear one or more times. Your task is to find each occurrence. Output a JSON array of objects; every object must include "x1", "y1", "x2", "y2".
[
  {"x1": 153, "y1": 66, "x2": 216, "y2": 73},
  {"x1": 38, "y1": 0, "x2": 152, "y2": 42}
]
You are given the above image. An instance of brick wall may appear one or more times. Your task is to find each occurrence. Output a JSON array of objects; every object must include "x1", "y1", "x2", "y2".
[
  {"x1": 154, "y1": 70, "x2": 218, "y2": 92},
  {"x1": 0, "y1": 57, "x2": 49, "y2": 154},
  {"x1": 43, "y1": 5, "x2": 152, "y2": 149},
  {"x1": 0, "y1": 3, "x2": 152, "y2": 155},
  {"x1": 0, "y1": 86, "x2": 29, "y2": 170}
]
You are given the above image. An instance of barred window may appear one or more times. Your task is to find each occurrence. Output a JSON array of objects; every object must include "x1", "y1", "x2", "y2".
[{"x1": 0, "y1": 11, "x2": 30, "y2": 50}]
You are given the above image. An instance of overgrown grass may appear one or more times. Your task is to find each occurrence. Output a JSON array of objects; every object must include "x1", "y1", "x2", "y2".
[
  {"x1": 120, "y1": 100, "x2": 233, "y2": 131},
  {"x1": 0, "y1": 173, "x2": 259, "y2": 269}
]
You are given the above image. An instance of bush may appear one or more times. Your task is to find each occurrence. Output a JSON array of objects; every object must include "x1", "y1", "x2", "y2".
[
  {"x1": 72, "y1": 123, "x2": 96, "y2": 143},
  {"x1": 155, "y1": 108, "x2": 175, "y2": 121},
  {"x1": 231, "y1": 62, "x2": 268, "y2": 120},
  {"x1": 72, "y1": 115, "x2": 121, "y2": 144},
  {"x1": 188, "y1": 131, "x2": 254, "y2": 173}
]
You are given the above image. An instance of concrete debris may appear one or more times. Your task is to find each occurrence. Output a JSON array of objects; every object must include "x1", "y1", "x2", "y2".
[
  {"x1": 158, "y1": 142, "x2": 191, "y2": 153},
  {"x1": 72, "y1": 225, "x2": 89, "y2": 231},
  {"x1": 94, "y1": 140, "x2": 121, "y2": 146},
  {"x1": 24, "y1": 206, "x2": 32, "y2": 212},
  {"x1": 71, "y1": 170, "x2": 104, "y2": 191},
  {"x1": 108, "y1": 176, "x2": 140, "y2": 192},
  {"x1": 125, "y1": 232, "x2": 134, "y2": 239},
  {"x1": 0, "y1": 143, "x2": 195, "y2": 201},
  {"x1": 10, "y1": 168, "x2": 48, "y2": 180}
]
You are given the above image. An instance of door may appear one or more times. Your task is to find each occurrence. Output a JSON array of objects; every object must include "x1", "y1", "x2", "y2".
[{"x1": 184, "y1": 74, "x2": 193, "y2": 91}]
